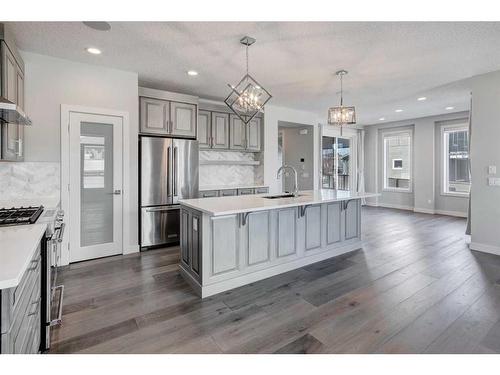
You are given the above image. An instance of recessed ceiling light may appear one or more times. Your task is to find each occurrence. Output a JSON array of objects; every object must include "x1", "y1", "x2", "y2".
[
  {"x1": 395, "y1": 109, "x2": 403, "y2": 113},
  {"x1": 86, "y1": 47, "x2": 101, "y2": 55},
  {"x1": 187, "y1": 70, "x2": 198, "y2": 76},
  {"x1": 379, "y1": 117, "x2": 385, "y2": 121},
  {"x1": 83, "y1": 22, "x2": 111, "y2": 31},
  {"x1": 445, "y1": 106, "x2": 454, "y2": 110},
  {"x1": 417, "y1": 97, "x2": 427, "y2": 101}
]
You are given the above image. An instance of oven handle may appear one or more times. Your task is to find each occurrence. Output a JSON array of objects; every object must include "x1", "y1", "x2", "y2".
[{"x1": 56, "y1": 223, "x2": 65, "y2": 243}]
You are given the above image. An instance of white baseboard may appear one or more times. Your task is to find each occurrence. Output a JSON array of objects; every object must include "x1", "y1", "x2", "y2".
[
  {"x1": 413, "y1": 207, "x2": 435, "y2": 215},
  {"x1": 123, "y1": 244, "x2": 140, "y2": 255},
  {"x1": 469, "y1": 242, "x2": 500, "y2": 256},
  {"x1": 376, "y1": 203, "x2": 414, "y2": 211},
  {"x1": 366, "y1": 202, "x2": 467, "y2": 218},
  {"x1": 434, "y1": 210, "x2": 468, "y2": 218}
]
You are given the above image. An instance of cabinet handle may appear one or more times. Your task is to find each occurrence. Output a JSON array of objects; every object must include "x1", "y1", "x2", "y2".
[{"x1": 28, "y1": 298, "x2": 41, "y2": 316}]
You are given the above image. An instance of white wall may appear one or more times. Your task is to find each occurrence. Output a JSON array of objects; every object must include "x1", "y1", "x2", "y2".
[
  {"x1": 469, "y1": 71, "x2": 500, "y2": 254},
  {"x1": 264, "y1": 105, "x2": 321, "y2": 193},
  {"x1": 364, "y1": 111, "x2": 470, "y2": 215},
  {"x1": 21, "y1": 51, "x2": 140, "y2": 254}
]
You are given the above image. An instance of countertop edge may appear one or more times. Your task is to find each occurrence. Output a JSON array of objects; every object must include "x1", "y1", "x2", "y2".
[
  {"x1": 0, "y1": 223, "x2": 47, "y2": 290},
  {"x1": 180, "y1": 193, "x2": 380, "y2": 217}
]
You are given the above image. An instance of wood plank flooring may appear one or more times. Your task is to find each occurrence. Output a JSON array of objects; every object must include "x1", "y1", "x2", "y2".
[{"x1": 49, "y1": 207, "x2": 500, "y2": 354}]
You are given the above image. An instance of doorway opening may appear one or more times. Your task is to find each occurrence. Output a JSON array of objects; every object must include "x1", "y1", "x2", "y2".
[{"x1": 277, "y1": 121, "x2": 314, "y2": 192}]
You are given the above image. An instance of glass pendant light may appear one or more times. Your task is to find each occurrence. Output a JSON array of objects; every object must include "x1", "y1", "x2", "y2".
[
  {"x1": 328, "y1": 70, "x2": 356, "y2": 134},
  {"x1": 225, "y1": 36, "x2": 272, "y2": 125}
]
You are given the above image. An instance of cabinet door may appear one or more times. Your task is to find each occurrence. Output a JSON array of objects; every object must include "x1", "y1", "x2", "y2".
[
  {"x1": 229, "y1": 114, "x2": 246, "y2": 150},
  {"x1": 197, "y1": 110, "x2": 211, "y2": 148},
  {"x1": 211, "y1": 112, "x2": 229, "y2": 149},
  {"x1": 140, "y1": 97, "x2": 169, "y2": 134},
  {"x1": 1, "y1": 43, "x2": 20, "y2": 160},
  {"x1": 246, "y1": 117, "x2": 261, "y2": 151},
  {"x1": 16, "y1": 69, "x2": 24, "y2": 111},
  {"x1": 170, "y1": 101, "x2": 196, "y2": 138},
  {"x1": 344, "y1": 200, "x2": 360, "y2": 240}
]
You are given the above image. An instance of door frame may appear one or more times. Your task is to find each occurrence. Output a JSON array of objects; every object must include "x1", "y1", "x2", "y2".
[
  {"x1": 319, "y1": 125, "x2": 359, "y2": 191},
  {"x1": 61, "y1": 105, "x2": 131, "y2": 266}
]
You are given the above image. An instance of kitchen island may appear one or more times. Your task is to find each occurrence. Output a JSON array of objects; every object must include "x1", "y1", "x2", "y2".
[{"x1": 178, "y1": 190, "x2": 378, "y2": 298}]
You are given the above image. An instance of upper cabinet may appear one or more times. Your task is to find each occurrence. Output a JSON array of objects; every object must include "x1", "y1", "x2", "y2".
[
  {"x1": 1, "y1": 38, "x2": 25, "y2": 161},
  {"x1": 211, "y1": 112, "x2": 230, "y2": 149},
  {"x1": 199, "y1": 110, "x2": 262, "y2": 152},
  {"x1": 170, "y1": 101, "x2": 196, "y2": 138},
  {"x1": 139, "y1": 89, "x2": 197, "y2": 139},
  {"x1": 197, "y1": 110, "x2": 211, "y2": 148},
  {"x1": 246, "y1": 117, "x2": 261, "y2": 151},
  {"x1": 229, "y1": 114, "x2": 246, "y2": 150},
  {"x1": 140, "y1": 97, "x2": 169, "y2": 134}
]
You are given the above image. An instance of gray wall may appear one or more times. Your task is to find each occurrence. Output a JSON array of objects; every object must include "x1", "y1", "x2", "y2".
[
  {"x1": 278, "y1": 122, "x2": 314, "y2": 191},
  {"x1": 469, "y1": 71, "x2": 500, "y2": 253},
  {"x1": 21, "y1": 51, "x2": 140, "y2": 253},
  {"x1": 364, "y1": 111, "x2": 470, "y2": 216}
]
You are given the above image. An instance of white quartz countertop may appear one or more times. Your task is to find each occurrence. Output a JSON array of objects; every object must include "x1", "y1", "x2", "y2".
[
  {"x1": 199, "y1": 184, "x2": 268, "y2": 191},
  {"x1": 0, "y1": 224, "x2": 47, "y2": 289},
  {"x1": 180, "y1": 190, "x2": 379, "y2": 216}
]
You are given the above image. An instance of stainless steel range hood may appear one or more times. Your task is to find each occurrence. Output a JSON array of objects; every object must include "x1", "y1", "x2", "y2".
[{"x1": 0, "y1": 96, "x2": 31, "y2": 126}]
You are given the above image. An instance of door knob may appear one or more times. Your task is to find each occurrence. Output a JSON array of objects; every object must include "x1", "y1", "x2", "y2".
[{"x1": 109, "y1": 189, "x2": 121, "y2": 195}]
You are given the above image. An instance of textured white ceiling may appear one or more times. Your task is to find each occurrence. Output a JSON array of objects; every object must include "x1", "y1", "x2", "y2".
[{"x1": 7, "y1": 22, "x2": 500, "y2": 124}]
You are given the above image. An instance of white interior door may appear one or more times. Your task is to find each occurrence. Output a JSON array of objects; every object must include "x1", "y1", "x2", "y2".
[{"x1": 69, "y1": 112, "x2": 123, "y2": 262}]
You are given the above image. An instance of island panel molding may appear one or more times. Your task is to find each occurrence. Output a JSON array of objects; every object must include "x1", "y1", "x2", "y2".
[{"x1": 179, "y1": 190, "x2": 377, "y2": 298}]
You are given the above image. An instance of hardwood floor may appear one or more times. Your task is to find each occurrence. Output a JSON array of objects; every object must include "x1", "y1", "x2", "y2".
[{"x1": 49, "y1": 207, "x2": 500, "y2": 354}]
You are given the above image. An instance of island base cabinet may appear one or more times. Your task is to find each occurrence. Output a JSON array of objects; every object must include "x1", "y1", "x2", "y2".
[{"x1": 179, "y1": 199, "x2": 362, "y2": 298}]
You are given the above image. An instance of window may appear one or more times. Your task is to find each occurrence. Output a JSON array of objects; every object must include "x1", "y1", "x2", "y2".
[
  {"x1": 383, "y1": 131, "x2": 412, "y2": 191},
  {"x1": 322, "y1": 136, "x2": 351, "y2": 190},
  {"x1": 442, "y1": 125, "x2": 470, "y2": 195}
]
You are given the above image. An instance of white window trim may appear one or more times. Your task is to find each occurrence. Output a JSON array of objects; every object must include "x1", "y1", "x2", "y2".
[
  {"x1": 441, "y1": 123, "x2": 470, "y2": 198},
  {"x1": 382, "y1": 130, "x2": 413, "y2": 193}
]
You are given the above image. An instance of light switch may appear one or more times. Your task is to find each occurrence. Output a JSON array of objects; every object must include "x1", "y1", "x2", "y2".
[
  {"x1": 488, "y1": 165, "x2": 497, "y2": 175},
  {"x1": 488, "y1": 177, "x2": 500, "y2": 186}
]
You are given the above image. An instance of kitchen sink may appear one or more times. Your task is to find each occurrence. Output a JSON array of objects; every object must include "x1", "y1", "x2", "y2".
[{"x1": 262, "y1": 193, "x2": 300, "y2": 199}]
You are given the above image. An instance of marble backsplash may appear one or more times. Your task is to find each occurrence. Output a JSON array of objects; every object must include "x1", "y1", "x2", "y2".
[
  {"x1": 0, "y1": 162, "x2": 60, "y2": 201},
  {"x1": 199, "y1": 150, "x2": 264, "y2": 188}
]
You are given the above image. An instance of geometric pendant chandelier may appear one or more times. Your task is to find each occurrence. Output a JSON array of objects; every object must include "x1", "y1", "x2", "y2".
[
  {"x1": 327, "y1": 69, "x2": 356, "y2": 134},
  {"x1": 225, "y1": 36, "x2": 272, "y2": 125}
]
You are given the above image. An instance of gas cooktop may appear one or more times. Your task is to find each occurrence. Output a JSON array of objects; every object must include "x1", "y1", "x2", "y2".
[{"x1": 0, "y1": 206, "x2": 44, "y2": 226}]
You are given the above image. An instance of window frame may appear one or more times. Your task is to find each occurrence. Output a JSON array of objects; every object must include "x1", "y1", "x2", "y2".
[
  {"x1": 441, "y1": 123, "x2": 470, "y2": 197},
  {"x1": 382, "y1": 130, "x2": 413, "y2": 193}
]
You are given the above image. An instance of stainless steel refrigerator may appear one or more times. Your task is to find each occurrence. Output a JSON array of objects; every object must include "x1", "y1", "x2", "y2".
[{"x1": 140, "y1": 136, "x2": 199, "y2": 248}]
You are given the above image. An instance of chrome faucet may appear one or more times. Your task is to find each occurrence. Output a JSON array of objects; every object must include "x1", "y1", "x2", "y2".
[{"x1": 277, "y1": 165, "x2": 299, "y2": 197}]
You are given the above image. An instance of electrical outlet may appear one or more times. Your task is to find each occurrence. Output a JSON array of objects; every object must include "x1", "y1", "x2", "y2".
[
  {"x1": 488, "y1": 177, "x2": 500, "y2": 186},
  {"x1": 488, "y1": 165, "x2": 497, "y2": 175}
]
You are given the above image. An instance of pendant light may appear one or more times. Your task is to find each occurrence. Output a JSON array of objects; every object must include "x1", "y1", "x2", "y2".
[
  {"x1": 328, "y1": 70, "x2": 356, "y2": 135},
  {"x1": 224, "y1": 36, "x2": 272, "y2": 125}
]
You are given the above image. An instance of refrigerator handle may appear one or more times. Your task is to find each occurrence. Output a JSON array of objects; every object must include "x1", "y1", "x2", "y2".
[
  {"x1": 167, "y1": 145, "x2": 171, "y2": 197},
  {"x1": 173, "y1": 146, "x2": 178, "y2": 197}
]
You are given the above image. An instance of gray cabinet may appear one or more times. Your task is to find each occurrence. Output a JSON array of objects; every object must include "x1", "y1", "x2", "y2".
[
  {"x1": 305, "y1": 205, "x2": 322, "y2": 251},
  {"x1": 1, "y1": 243, "x2": 41, "y2": 354},
  {"x1": 197, "y1": 110, "x2": 211, "y2": 148},
  {"x1": 180, "y1": 208, "x2": 202, "y2": 280},
  {"x1": 344, "y1": 200, "x2": 360, "y2": 240},
  {"x1": 277, "y1": 208, "x2": 297, "y2": 258},
  {"x1": 140, "y1": 97, "x2": 169, "y2": 134},
  {"x1": 140, "y1": 97, "x2": 197, "y2": 138},
  {"x1": 220, "y1": 189, "x2": 237, "y2": 197},
  {"x1": 211, "y1": 112, "x2": 229, "y2": 149},
  {"x1": 1, "y1": 40, "x2": 25, "y2": 161},
  {"x1": 229, "y1": 114, "x2": 246, "y2": 150},
  {"x1": 237, "y1": 188, "x2": 254, "y2": 195},
  {"x1": 254, "y1": 187, "x2": 269, "y2": 194},
  {"x1": 246, "y1": 117, "x2": 261, "y2": 151},
  {"x1": 199, "y1": 190, "x2": 219, "y2": 198},
  {"x1": 246, "y1": 211, "x2": 271, "y2": 266},
  {"x1": 170, "y1": 101, "x2": 196, "y2": 138}
]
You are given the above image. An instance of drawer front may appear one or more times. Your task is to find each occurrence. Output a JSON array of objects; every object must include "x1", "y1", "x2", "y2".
[
  {"x1": 254, "y1": 187, "x2": 269, "y2": 194},
  {"x1": 1, "y1": 246, "x2": 41, "y2": 334},
  {"x1": 200, "y1": 190, "x2": 219, "y2": 198},
  {"x1": 219, "y1": 189, "x2": 237, "y2": 197},
  {"x1": 14, "y1": 284, "x2": 40, "y2": 354},
  {"x1": 238, "y1": 188, "x2": 255, "y2": 195}
]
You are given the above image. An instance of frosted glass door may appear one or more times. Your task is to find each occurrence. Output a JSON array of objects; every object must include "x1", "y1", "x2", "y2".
[{"x1": 69, "y1": 112, "x2": 123, "y2": 263}]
